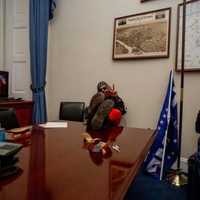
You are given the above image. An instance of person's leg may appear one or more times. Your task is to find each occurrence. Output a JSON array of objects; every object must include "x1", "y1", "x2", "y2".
[
  {"x1": 87, "y1": 92, "x2": 105, "y2": 124},
  {"x1": 91, "y1": 99, "x2": 114, "y2": 130}
]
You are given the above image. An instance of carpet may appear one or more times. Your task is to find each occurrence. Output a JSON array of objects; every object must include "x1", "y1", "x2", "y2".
[{"x1": 125, "y1": 170, "x2": 187, "y2": 200}]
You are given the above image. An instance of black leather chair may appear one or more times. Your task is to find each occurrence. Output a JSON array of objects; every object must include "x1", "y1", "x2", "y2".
[
  {"x1": 59, "y1": 102, "x2": 85, "y2": 122},
  {"x1": 187, "y1": 112, "x2": 200, "y2": 200},
  {"x1": 0, "y1": 107, "x2": 19, "y2": 129}
]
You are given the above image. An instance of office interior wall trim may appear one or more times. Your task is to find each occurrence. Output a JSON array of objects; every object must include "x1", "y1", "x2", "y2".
[{"x1": 0, "y1": 0, "x2": 5, "y2": 69}]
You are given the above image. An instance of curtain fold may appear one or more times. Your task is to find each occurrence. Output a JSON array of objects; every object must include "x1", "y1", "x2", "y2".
[{"x1": 29, "y1": 0, "x2": 49, "y2": 124}]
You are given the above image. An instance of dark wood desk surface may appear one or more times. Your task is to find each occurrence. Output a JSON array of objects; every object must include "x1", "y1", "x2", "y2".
[{"x1": 0, "y1": 122, "x2": 154, "y2": 200}]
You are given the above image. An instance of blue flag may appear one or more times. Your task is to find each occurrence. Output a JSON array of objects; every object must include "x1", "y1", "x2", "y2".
[
  {"x1": 144, "y1": 70, "x2": 178, "y2": 180},
  {"x1": 49, "y1": 0, "x2": 56, "y2": 20}
]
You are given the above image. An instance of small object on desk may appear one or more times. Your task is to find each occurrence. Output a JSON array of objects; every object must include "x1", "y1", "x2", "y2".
[
  {"x1": 92, "y1": 143, "x2": 102, "y2": 153},
  {"x1": 7, "y1": 126, "x2": 32, "y2": 134},
  {"x1": 82, "y1": 133, "x2": 102, "y2": 151},
  {"x1": 0, "y1": 142, "x2": 22, "y2": 179},
  {"x1": 5, "y1": 131, "x2": 31, "y2": 147},
  {"x1": 0, "y1": 127, "x2": 6, "y2": 142},
  {"x1": 39, "y1": 122, "x2": 68, "y2": 128},
  {"x1": 112, "y1": 144, "x2": 120, "y2": 152},
  {"x1": 0, "y1": 156, "x2": 19, "y2": 168},
  {"x1": 0, "y1": 142, "x2": 22, "y2": 157},
  {"x1": 6, "y1": 126, "x2": 32, "y2": 146},
  {"x1": 0, "y1": 151, "x2": 22, "y2": 180},
  {"x1": 82, "y1": 132, "x2": 101, "y2": 145}
]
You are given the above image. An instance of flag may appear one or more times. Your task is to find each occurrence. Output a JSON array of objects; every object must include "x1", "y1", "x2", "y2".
[
  {"x1": 49, "y1": 0, "x2": 56, "y2": 20},
  {"x1": 144, "y1": 70, "x2": 178, "y2": 180}
]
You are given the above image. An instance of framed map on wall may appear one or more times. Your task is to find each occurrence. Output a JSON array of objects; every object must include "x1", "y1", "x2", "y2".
[
  {"x1": 112, "y1": 8, "x2": 171, "y2": 60},
  {"x1": 175, "y1": 0, "x2": 200, "y2": 72},
  {"x1": 141, "y1": 0, "x2": 154, "y2": 2}
]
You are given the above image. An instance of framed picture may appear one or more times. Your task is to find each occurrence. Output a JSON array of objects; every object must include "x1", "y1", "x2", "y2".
[
  {"x1": 141, "y1": 0, "x2": 154, "y2": 2},
  {"x1": 175, "y1": 0, "x2": 200, "y2": 72},
  {"x1": 112, "y1": 8, "x2": 171, "y2": 60}
]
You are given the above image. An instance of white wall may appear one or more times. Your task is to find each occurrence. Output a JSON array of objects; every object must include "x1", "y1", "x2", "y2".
[
  {"x1": 48, "y1": 0, "x2": 200, "y2": 158},
  {"x1": 0, "y1": 0, "x2": 5, "y2": 69}
]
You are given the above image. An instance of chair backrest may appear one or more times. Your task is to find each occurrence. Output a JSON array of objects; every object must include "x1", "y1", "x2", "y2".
[
  {"x1": 59, "y1": 102, "x2": 85, "y2": 122},
  {"x1": 0, "y1": 107, "x2": 19, "y2": 129},
  {"x1": 196, "y1": 110, "x2": 200, "y2": 133}
]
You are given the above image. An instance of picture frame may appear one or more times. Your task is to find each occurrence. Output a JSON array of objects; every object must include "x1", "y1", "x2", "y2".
[
  {"x1": 175, "y1": 0, "x2": 200, "y2": 72},
  {"x1": 112, "y1": 8, "x2": 171, "y2": 60},
  {"x1": 141, "y1": 0, "x2": 154, "y2": 2},
  {"x1": 0, "y1": 71, "x2": 8, "y2": 98}
]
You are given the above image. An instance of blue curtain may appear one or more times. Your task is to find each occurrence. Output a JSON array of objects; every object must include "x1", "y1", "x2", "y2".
[{"x1": 29, "y1": 0, "x2": 49, "y2": 124}]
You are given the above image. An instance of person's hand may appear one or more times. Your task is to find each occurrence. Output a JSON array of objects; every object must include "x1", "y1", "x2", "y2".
[{"x1": 105, "y1": 84, "x2": 117, "y2": 97}]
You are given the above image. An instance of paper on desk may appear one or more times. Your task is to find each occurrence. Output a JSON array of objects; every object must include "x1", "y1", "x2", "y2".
[{"x1": 39, "y1": 122, "x2": 68, "y2": 128}]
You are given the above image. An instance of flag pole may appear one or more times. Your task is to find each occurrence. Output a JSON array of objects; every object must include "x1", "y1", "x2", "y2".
[
  {"x1": 177, "y1": 0, "x2": 186, "y2": 171},
  {"x1": 160, "y1": 71, "x2": 173, "y2": 181},
  {"x1": 167, "y1": 0, "x2": 187, "y2": 186}
]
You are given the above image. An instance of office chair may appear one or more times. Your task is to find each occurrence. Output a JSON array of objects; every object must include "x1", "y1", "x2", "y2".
[
  {"x1": 0, "y1": 107, "x2": 19, "y2": 129},
  {"x1": 59, "y1": 102, "x2": 85, "y2": 122},
  {"x1": 187, "y1": 111, "x2": 200, "y2": 200}
]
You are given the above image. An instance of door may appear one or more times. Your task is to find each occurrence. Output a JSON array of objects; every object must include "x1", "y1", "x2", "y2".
[{"x1": 5, "y1": 0, "x2": 31, "y2": 99}]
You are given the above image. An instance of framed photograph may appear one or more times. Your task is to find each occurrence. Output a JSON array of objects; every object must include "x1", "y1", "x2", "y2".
[
  {"x1": 112, "y1": 8, "x2": 171, "y2": 60},
  {"x1": 175, "y1": 0, "x2": 200, "y2": 72}
]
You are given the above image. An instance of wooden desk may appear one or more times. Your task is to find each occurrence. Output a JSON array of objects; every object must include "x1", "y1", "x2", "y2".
[
  {"x1": 0, "y1": 100, "x2": 33, "y2": 126},
  {"x1": 0, "y1": 122, "x2": 155, "y2": 200}
]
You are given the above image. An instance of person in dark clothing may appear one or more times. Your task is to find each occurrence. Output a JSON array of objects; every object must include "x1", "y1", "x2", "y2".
[{"x1": 87, "y1": 81, "x2": 126, "y2": 130}]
